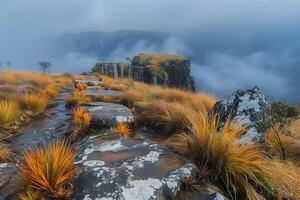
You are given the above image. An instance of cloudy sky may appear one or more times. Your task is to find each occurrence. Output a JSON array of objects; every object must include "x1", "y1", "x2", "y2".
[{"x1": 1, "y1": 0, "x2": 300, "y2": 102}]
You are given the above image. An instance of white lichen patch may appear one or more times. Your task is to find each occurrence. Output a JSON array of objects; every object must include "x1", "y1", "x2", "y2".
[
  {"x1": 116, "y1": 115, "x2": 133, "y2": 123},
  {"x1": 121, "y1": 178, "x2": 163, "y2": 200},
  {"x1": 83, "y1": 160, "x2": 105, "y2": 167},
  {"x1": 94, "y1": 140, "x2": 127, "y2": 152}
]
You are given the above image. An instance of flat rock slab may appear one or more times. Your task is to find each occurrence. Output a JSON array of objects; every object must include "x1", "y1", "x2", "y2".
[
  {"x1": 85, "y1": 88, "x2": 123, "y2": 101},
  {"x1": 71, "y1": 134, "x2": 198, "y2": 200},
  {"x1": 74, "y1": 80, "x2": 104, "y2": 87},
  {"x1": 82, "y1": 102, "x2": 134, "y2": 129}
]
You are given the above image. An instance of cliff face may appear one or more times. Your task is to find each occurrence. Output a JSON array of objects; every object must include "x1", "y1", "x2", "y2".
[{"x1": 92, "y1": 53, "x2": 195, "y2": 91}]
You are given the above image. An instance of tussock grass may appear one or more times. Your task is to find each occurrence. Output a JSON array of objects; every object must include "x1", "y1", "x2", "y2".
[
  {"x1": 139, "y1": 100, "x2": 192, "y2": 133},
  {"x1": 75, "y1": 83, "x2": 88, "y2": 91},
  {"x1": 0, "y1": 100, "x2": 19, "y2": 127},
  {"x1": 103, "y1": 95, "x2": 113, "y2": 103},
  {"x1": 0, "y1": 143, "x2": 12, "y2": 161},
  {"x1": 171, "y1": 112, "x2": 300, "y2": 200},
  {"x1": 71, "y1": 108, "x2": 91, "y2": 140},
  {"x1": 18, "y1": 140, "x2": 78, "y2": 199},
  {"x1": 65, "y1": 90, "x2": 91, "y2": 107},
  {"x1": 112, "y1": 123, "x2": 132, "y2": 138},
  {"x1": 18, "y1": 188, "x2": 39, "y2": 200},
  {"x1": 110, "y1": 84, "x2": 128, "y2": 91},
  {"x1": 22, "y1": 93, "x2": 48, "y2": 116}
]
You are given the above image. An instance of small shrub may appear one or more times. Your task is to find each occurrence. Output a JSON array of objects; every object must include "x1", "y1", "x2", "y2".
[
  {"x1": 112, "y1": 123, "x2": 132, "y2": 138},
  {"x1": 22, "y1": 93, "x2": 48, "y2": 115},
  {"x1": 18, "y1": 140, "x2": 78, "y2": 199},
  {"x1": 0, "y1": 100, "x2": 19, "y2": 127},
  {"x1": 0, "y1": 143, "x2": 12, "y2": 161},
  {"x1": 71, "y1": 108, "x2": 92, "y2": 140}
]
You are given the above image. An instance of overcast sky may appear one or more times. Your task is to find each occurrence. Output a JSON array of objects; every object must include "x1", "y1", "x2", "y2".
[{"x1": 1, "y1": 0, "x2": 300, "y2": 102}]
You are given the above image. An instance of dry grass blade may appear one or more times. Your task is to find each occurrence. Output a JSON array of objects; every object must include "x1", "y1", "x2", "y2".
[
  {"x1": 0, "y1": 100, "x2": 19, "y2": 127},
  {"x1": 0, "y1": 143, "x2": 13, "y2": 161}
]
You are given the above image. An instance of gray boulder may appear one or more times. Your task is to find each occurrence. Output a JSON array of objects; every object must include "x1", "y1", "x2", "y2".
[
  {"x1": 81, "y1": 102, "x2": 134, "y2": 129},
  {"x1": 212, "y1": 87, "x2": 269, "y2": 143},
  {"x1": 74, "y1": 80, "x2": 104, "y2": 87},
  {"x1": 71, "y1": 134, "x2": 199, "y2": 200}
]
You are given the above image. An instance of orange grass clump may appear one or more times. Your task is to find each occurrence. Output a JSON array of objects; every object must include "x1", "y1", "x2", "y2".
[
  {"x1": 76, "y1": 83, "x2": 88, "y2": 91},
  {"x1": 22, "y1": 93, "x2": 48, "y2": 115},
  {"x1": 110, "y1": 84, "x2": 128, "y2": 91},
  {"x1": 18, "y1": 140, "x2": 78, "y2": 199},
  {"x1": 0, "y1": 143, "x2": 12, "y2": 161},
  {"x1": 112, "y1": 123, "x2": 132, "y2": 138},
  {"x1": 171, "y1": 112, "x2": 300, "y2": 200},
  {"x1": 0, "y1": 100, "x2": 19, "y2": 127},
  {"x1": 103, "y1": 96, "x2": 113, "y2": 103},
  {"x1": 78, "y1": 75, "x2": 85, "y2": 80},
  {"x1": 65, "y1": 90, "x2": 91, "y2": 107},
  {"x1": 71, "y1": 108, "x2": 92, "y2": 139},
  {"x1": 139, "y1": 100, "x2": 191, "y2": 133}
]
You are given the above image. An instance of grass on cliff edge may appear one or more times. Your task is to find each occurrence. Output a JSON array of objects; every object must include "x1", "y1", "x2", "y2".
[
  {"x1": 97, "y1": 75, "x2": 216, "y2": 134},
  {"x1": 170, "y1": 112, "x2": 300, "y2": 200}
]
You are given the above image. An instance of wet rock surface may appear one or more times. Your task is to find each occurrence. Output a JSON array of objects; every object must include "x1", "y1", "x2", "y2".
[
  {"x1": 213, "y1": 87, "x2": 269, "y2": 143},
  {"x1": 71, "y1": 133, "x2": 198, "y2": 200},
  {"x1": 81, "y1": 102, "x2": 134, "y2": 129},
  {"x1": 85, "y1": 88, "x2": 123, "y2": 101}
]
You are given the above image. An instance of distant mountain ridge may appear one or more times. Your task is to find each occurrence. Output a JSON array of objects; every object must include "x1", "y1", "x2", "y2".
[{"x1": 47, "y1": 30, "x2": 168, "y2": 59}]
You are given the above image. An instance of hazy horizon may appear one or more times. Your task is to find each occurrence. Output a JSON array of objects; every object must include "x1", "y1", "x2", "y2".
[{"x1": 1, "y1": 0, "x2": 300, "y2": 102}]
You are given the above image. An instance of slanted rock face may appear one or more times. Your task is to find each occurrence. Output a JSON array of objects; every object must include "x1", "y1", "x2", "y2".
[
  {"x1": 92, "y1": 53, "x2": 196, "y2": 91},
  {"x1": 71, "y1": 134, "x2": 198, "y2": 200},
  {"x1": 131, "y1": 53, "x2": 195, "y2": 91},
  {"x1": 212, "y1": 87, "x2": 269, "y2": 144},
  {"x1": 81, "y1": 102, "x2": 134, "y2": 129}
]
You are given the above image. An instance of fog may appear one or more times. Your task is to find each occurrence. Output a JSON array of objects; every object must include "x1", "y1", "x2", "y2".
[{"x1": 1, "y1": 0, "x2": 300, "y2": 102}]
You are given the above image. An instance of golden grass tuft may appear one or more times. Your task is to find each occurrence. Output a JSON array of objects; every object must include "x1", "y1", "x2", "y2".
[
  {"x1": 112, "y1": 123, "x2": 132, "y2": 138},
  {"x1": 139, "y1": 100, "x2": 191, "y2": 133},
  {"x1": 78, "y1": 75, "x2": 85, "y2": 80},
  {"x1": 110, "y1": 84, "x2": 128, "y2": 91},
  {"x1": 65, "y1": 90, "x2": 91, "y2": 107},
  {"x1": 71, "y1": 108, "x2": 92, "y2": 139},
  {"x1": 22, "y1": 93, "x2": 48, "y2": 115},
  {"x1": 0, "y1": 100, "x2": 19, "y2": 127},
  {"x1": 171, "y1": 112, "x2": 300, "y2": 200},
  {"x1": 76, "y1": 83, "x2": 88, "y2": 91},
  {"x1": 103, "y1": 95, "x2": 113, "y2": 103},
  {"x1": 40, "y1": 84, "x2": 59, "y2": 99},
  {"x1": 0, "y1": 143, "x2": 13, "y2": 161},
  {"x1": 18, "y1": 140, "x2": 78, "y2": 199}
]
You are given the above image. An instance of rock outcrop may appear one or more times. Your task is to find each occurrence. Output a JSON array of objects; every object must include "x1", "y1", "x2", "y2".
[
  {"x1": 92, "y1": 53, "x2": 195, "y2": 91},
  {"x1": 71, "y1": 133, "x2": 223, "y2": 200},
  {"x1": 82, "y1": 102, "x2": 134, "y2": 129},
  {"x1": 212, "y1": 87, "x2": 269, "y2": 144}
]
